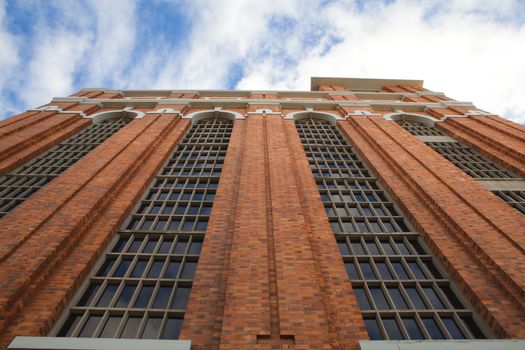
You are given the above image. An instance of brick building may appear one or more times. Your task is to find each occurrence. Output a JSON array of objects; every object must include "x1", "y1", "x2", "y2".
[{"x1": 0, "y1": 77, "x2": 524, "y2": 350}]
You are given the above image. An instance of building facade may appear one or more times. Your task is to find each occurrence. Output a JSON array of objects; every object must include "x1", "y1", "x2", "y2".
[{"x1": 0, "y1": 77, "x2": 524, "y2": 350}]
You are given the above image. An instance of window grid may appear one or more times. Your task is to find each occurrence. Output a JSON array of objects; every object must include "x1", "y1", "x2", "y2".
[
  {"x1": 396, "y1": 119, "x2": 524, "y2": 214},
  {"x1": 395, "y1": 120, "x2": 444, "y2": 136},
  {"x1": 395, "y1": 120, "x2": 514, "y2": 179},
  {"x1": 0, "y1": 119, "x2": 130, "y2": 218},
  {"x1": 494, "y1": 191, "x2": 525, "y2": 215},
  {"x1": 296, "y1": 118, "x2": 487, "y2": 341},
  {"x1": 53, "y1": 117, "x2": 233, "y2": 340},
  {"x1": 425, "y1": 142, "x2": 514, "y2": 179}
]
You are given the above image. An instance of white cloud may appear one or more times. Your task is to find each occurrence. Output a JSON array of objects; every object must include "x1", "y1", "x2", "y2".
[
  {"x1": 1, "y1": 0, "x2": 525, "y2": 124},
  {"x1": 0, "y1": 0, "x2": 20, "y2": 117},
  {"x1": 233, "y1": 0, "x2": 525, "y2": 123}
]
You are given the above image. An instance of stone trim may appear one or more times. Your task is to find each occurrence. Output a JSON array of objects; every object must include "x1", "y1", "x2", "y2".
[
  {"x1": 359, "y1": 340, "x2": 525, "y2": 350},
  {"x1": 8, "y1": 337, "x2": 191, "y2": 350}
]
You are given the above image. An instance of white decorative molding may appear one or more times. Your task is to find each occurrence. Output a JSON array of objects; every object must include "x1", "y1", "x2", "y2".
[
  {"x1": 85, "y1": 109, "x2": 145, "y2": 123},
  {"x1": 383, "y1": 112, "x2": 439, "y2": 126},
  {"x1": 284, "y1": 110, "x2": 344, "y2": 124},
  {"x1": 465, "y1": 109, "x2": 493, "y2": 116},
  {"x1": 183, "y1": 109, "x2": 245, "y2": 124},
  {"x1": 346, "y1": 110, "x2": 382, "y2": 117},
  {"x1": 246, "y1": 108, "x2": 282, "y2": 115},
  {"x1": 147, "y1": 108, "x2": 182, "y2": 115},
  {"x1": 8, "y1": 336, "x2": 191, "y2": 350}
]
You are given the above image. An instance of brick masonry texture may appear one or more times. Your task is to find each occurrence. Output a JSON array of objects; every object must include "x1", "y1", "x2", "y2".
[
  {"x1": 182, "y1": 112, "x2": 367, "y2": 350},
  {"x1": 1, "y1": 81, "x2": 525, "y2": 350},
  {"x1": 0, "y1": 104, "x2": 98, "y2": 174},
  {"x1": 437, "y1": 116, "x2": 525, "y2": 176},
  {"x1": 338, "y1": 116, "x2": 525, "y2": 338},
  {"x1": 0, "y1": 113, "x2": 189, "y2": 348}
]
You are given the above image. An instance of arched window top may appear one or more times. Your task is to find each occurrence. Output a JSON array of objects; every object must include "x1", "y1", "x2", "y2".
[
  {"x1": 383, "y1": 112, "x2": 439, "y2": 126},
  {"x1": 285, "y1": 110, "x2": 344, "y2": 125},
  {"x1": 86, "y1": 109, "x2": 144, "y2": 124},
  {"x1": 183, "y1": 109, "x2": 244, "y2": 125}
]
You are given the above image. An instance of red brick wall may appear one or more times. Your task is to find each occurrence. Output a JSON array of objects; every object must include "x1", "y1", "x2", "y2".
[
  {"x1": 437, "y1": 116, "x2": 525, "y2": 176},
  {"x1": 338, "y1": 116, "x2": 525, "y2": 338},
  {"x1": 0, "y1": 103, "x2": 100, "y2": 174},
  {"x1": 0, "y1": 114, "x2": 189, "y2": 348},
  {"x1": 182, "y1": 113, "x2": 366, "y2": 350}
]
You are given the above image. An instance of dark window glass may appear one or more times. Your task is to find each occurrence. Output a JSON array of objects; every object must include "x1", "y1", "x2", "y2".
[
  {"x1": 121, "y1": 316, "x2": 141, "y2": 338},
  {"x1": 96, "y1": 259, "x2": 116, "y2": 277},
  {"x1": 116, "y1": 284, "x2": 136, "y2": 308},
  {"x1": 422, "y1": 317, "x2": 444, "y2": 339},
  {"x1": 147, "y1": 260, "x2": 165, "y2": 279},
  {"x1": 405, "y1": 287, "x2": 426, "y2": 309},
  {"x1": 345, "y1": 262, "x2": 359, "y2": 280},
  {"x1": 96, "y1": 284, "x2": 118, "y2": 307},
  {"x1": 78, "y1": 284, "x2": 100, "y2": 307},
  {"x1": 134, "y1": 285, "x2": 154, "y2": 308},
  {"x1": 162, "y1": 318, "x2": 183, "y2": 339},
  {"x1": 370, "y1": 287, "x2": 389, "y2": 310},
  {"x1": 130, "y1": 260, "x2": 148, "y2": 278},
  {"x1": 100, "y1": 316, "x2": 122, "y2": 338},
  {"x1": 57, "y1": 314, "x2": 82, "y2": 337},
  {"x1": 376, "y1": 262, "x2": 392, "y2": 279},
  {"x1": 359, "y1": 262, "x2": 376, "y2": 279},
  {"x1": 181, "y1": 261, "x2": 197, "y2": 279},
  {"x1": 365, "y1": 319, "x2": 383, "y2": 340},
  {"x1": 353, "y1": 288, "x2": 371, "y2": 310},
  {"x1": 402, "y1": 318, "x2": 424, "y2": 340},
  {"x1": 423, "y1": 287, "x2": 444, "y2": 309},
  {"x1": 164, "y1": 261, "x2": 181, "y2": 279},
  {"x1": 114, "y1": 259, "x2": 132, "y2": 277},
  {"x1": 443, "y1": 317, "x2": 465, "y2": 339},
  {"x1": 79, "y1": 315, "x2": 103, "y2": 337},
  {"x1": 387, "y1": 287, "x2": 408, "y2": 309},
  {"x1": 153, "y1": 285, "x2": 173, "y2": 309},
  {"x1": 461, "y1": 317, "x2": 486, "y2": 339},
  {"x1": 142, "y1": 317, "x2": 162, "y2": 339},
  {"x1": 172, "y1": 287, "x2": 191, "y2": 310},
  {"x1": 383, "y1": 318, "x2": 403, "y2": 340}
]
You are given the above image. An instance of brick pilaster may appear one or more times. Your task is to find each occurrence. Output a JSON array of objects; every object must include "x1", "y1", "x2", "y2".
[
  {"x1": 0, "y1": 104, "x2": 101, "y2": 174},
  {"x1": 180, "y1": 119, "x2": 246, "y2": 349},
  {"x1": 0, "y1": 114, "x2": 189, "y2": 345},
  {"x1": 338, "y1": 117, "x2": 525, "y2": 337},
  {"x1": 437, "y1": 116, "x2": 525, "y2": 176}
]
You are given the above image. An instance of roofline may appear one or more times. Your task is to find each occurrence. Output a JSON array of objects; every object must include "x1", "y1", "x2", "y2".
[{"x1": 310, "y1": 77, "x2": 424, "y2": 91}]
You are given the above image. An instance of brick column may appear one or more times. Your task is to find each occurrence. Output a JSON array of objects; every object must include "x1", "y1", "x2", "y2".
[
  {"x1": 437, "y1": 116, "x2": 525, "y2": 176},
  {"x1": 0, "y1": 114, "x2": 189, "y2": 346},
  {"x1": 218, "y1": 115, "x2": 272, "y2": 349},
  {"x1": 269, "y1": 116, "x2": 367, "y2": 349},
  {"x1": 338, "y1": 116, "x2": 525, "y2": 338},
  {"x1": 0, "y1": 103, "x2": 99, "y2": 174},
  {"x1": 180, "y1": 118, "x2": 246, "y2": 349}
]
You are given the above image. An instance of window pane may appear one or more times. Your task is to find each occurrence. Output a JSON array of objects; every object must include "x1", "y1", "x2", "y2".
[
  {"x1": 121, "y1": 316, "x2": 142, "y2": 338},
  {"x1": 402, "y1": 318, "x2": 424, "y2": 340},
  {"x1": 134, "y1": 285, "x2": 154, "y2": 308},
  {"x1": 365, "y1": 319, "x2": 383, "y2": 340},
  {"x1": 162, "y1": 318, "x2": 183, "y2": 339},
  {"x1": 370, "y1": 287, "x2": 389, "y2": 310},
  {"x1": 142, "y1": 317, "x2": 162, "y2": 339},
  {"x1": 422, "y1": 317, "x2": 444, "y2": 339},
  {"x1": 100, "y1": 316, "x2": 122, "y2": 338},
  {"x1": 79, "y1": 315, "x2": 102, "y2": 337},
  {"x1": 383, "y1": 318, "x2": 403, "y2": 340}
]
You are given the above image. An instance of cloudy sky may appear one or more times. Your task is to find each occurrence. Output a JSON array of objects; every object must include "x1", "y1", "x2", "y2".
[{"x1": 1, "y1": 0, "x2": 524, "y2": 123}]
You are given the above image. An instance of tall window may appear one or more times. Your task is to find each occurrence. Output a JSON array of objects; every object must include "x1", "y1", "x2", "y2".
[
  {"x1": 396, "y1": 119, "x2": 523, "y2": 214},
  {"x1": 0, "y1": 118, "x2": 130, "y2": 218},
  {"x1": 296, "y1": 117, "x2": 488, "y2": 340},
  {"x1": 51, "y1": 117, "x2": 232, "y2": 340}
]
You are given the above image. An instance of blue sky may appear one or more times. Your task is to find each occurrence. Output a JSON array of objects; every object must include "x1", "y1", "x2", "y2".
[{"x1": 1, "y1": 0, "x2": 525, "y2": 123}]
